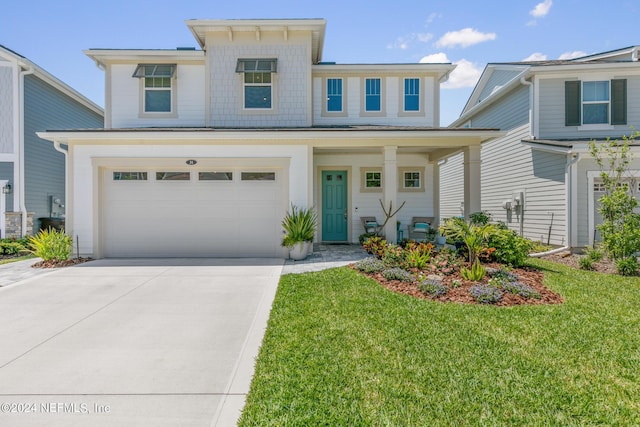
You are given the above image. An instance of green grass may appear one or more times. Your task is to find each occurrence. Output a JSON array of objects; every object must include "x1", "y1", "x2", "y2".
[
  {"x1": 0, "y1": 255, "x2": 35, "y2": 265},
  {"x1": 239, "y1": 259, "x2": 640, "y2": 426}
]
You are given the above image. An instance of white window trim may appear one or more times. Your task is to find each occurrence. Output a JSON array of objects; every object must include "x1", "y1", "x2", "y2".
[
  {"x1": 580, "y1": 80, "x2": 610, "y2": 127},
  {"x1": 398, "y1": 77, "x2": 425, "y2": 117},
  {"x1": 398, "y1": 167, "x2": 425, "y2": 192},
  {"x1": 360, "y1": 77, "x2": 386, "y2": 117},
  {"x1": 360, "y1": 167, "x2": 382, "y2": 193},
  {"x1": 322, "y1": 77, "x2": 348, "y2": 117},
  {"x1": 138, "y1": 75, "x2": 178, "y2": 119},
  {"x1": 238, "y1": 58, "x2": 278, "y2": 114}
]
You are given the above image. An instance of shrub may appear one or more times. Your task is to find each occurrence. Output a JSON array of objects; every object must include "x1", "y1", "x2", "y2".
[
  {"x1": 470, "y1": 284, "x2": 503, "y2": 304},
  {"x1": 382, "y1": 244, "x2": 406, "y2": 268},
  {"x1": 583, "y1": 245, "x2": 604, "y2": 262},
  {"x1": 469, "y1": 210, "x2": 491, "y2": 225},
  {"x1": 27, "y1": 228, "x2": 73, "y2": 262},
  {"x1": 354, "y1": 257, "x2": 386, "y2": 273},
  {"x1": 460, "y1": 260, "x2": 486, "y2": 281},
  {"x1": 0, "y1": 241, "x2": 27, "y2": 256},
  {"x1": 578, "y1": 256, "x2": 594, "y2": 271},
  {"x1": 362, "y1": 236, "x2": 387, "y2": 258},
  {"x1": 501, "y1": 281, "x2": 541, "y2": 299},
  {"x1": 616, "y1": 257, "x2": 638, "y2": 276},
  {"x1": 404, "y1": 242, "x2": 433, "y2": 269},
  {"x1": 281, "y1": 204, "x2": 317, "y2": 247},
  {"x1": 440, "y1": 217, "x2": 497, "y2": 264},
  {"x1": 429, "y1": 248, "x2": 459, "y2": 275},
  {"x1": 488, "y1": 228, "x2": 533, "y2": 267},
  {"x1": 359, "y1": 232, "x2": 377, "y2": 245},
  {"x1": 382, "y1": 268, "x2": 414, "y2": 282},
  {"x1": 418, "y1": 278, "x2": 447, "y2": 297}
]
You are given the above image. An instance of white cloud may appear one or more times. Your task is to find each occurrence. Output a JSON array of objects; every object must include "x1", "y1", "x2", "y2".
[
  {"x1": 419, "y1": 53, "x2": 450, "y2": 63},
  {"x1": 522, "y1": 52, "x2": 547, "y2": 61},
  {"x1": 435, "y1": 28, "x2": 496, "y2": 48},
  {"x1": 420, "y1": 53, "x2": 482, "y2": 89},
  {"x1": 426, "y1": 12, "x2": 441, "y2": 25},
  {"x1": 530, "y1": 0, "x2": 552, "y2": 17},
  {"x1": 387, "y1": 32, "x2": 433, "y2": 50},
  {"x1": 558, "y1": 51, "x2": 587, "y2": 60}
]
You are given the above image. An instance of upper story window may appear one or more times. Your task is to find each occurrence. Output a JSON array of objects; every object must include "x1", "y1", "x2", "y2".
[
  {"x1": 236, "y1": 59, "x2": 277, "y2": 110},
  {"x1": 132, "y1": 64, "x2": 176, "y2": 114},
  {"x1": 565, "y1": 79, "x2": 627, "y2": 127},
  {"x1": 365, "y1": 78, "x2": 381, "y2": 111},
  {"x1": 404, "y1": 78, "x2": 420, "y2": 112},
  {"x1": 327, "y1": 78, "x2": 343, "y2": 112}
]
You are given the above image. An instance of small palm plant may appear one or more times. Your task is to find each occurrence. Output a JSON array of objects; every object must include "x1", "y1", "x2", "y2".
[
  {"x1": 28, "y1": 227, "x2": 73, "y2": 262},
  {"x1": 281, "y1": 204, "x2": 317, "y2": 248},
  {"x1": 439, "y1": 217, "x2": 496, "y2": 265}
]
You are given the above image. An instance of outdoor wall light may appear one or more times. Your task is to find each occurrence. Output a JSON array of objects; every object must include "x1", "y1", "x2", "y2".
[{"x1": 2, "y1": 184, "x2": 12, "y2": 194}]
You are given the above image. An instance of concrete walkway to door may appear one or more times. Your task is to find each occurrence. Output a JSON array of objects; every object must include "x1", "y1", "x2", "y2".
[{"x1": 0, "y1": 258, "x2": 282, "y2": 427}]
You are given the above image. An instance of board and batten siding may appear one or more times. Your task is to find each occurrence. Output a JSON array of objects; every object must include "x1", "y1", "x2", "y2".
[
  {"x1": 538, "y1": 75, "x2": 640, "y2": 140},
  {"x1": 23, "y1": 75, "x2": 103, "y2": 231},
  {"x1": 476, "y1": 69, "x2": 523, "y2": 103},
  {"x1": 0, "y1": 66, "x2": 13, "y2": 154},
  {"x1": 312, "y1": 75, "x2": 436, "y2": 127},
  {"x1": 109, "y1": 64, "x2": 206, "y2": 128},
  {"x1": 470, "y1": 85, "x2": 530, "y2": 130},
  {"x1": 314, "y1": 153, "x2": 434, "y2": 243},
  {"x1": 439, "y1": 125, "x2": 567, "y2": 245}
]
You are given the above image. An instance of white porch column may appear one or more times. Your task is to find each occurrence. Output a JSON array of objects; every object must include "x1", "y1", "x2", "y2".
[
  {"x1": 463, "y1": 145, "x2": 481, "y2": 218},
  {"x1": 383, "y1": 146, "x2": 398, "y2": 242},
  {"x1": 433, "y1": 160, "x2": 440, "y2": 229}
]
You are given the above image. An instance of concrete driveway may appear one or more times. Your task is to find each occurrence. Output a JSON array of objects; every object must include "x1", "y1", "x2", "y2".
[{"x1": 0, "y1": 258, "x2": 283, "y2": 427}]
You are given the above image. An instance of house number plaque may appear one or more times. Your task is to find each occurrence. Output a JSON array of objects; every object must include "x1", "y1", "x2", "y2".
[{"x1": 186, "y1": 159, "x2": 197, "y2": 165}]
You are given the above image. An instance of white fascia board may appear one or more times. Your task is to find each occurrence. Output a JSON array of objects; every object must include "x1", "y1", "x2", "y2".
[
  {"x1": 313, "y1": 63, "x2": 455, "y2": 76},
  {"x1": 449, "y1": 69, "x2": 530, "y2": 128},
  {"x1": 85, "y1": 49, "x2": 205, "y2": 65},
  {"x1": 530, "y1": 62, "x2": 640, "y2": 76},
  {"x1": 37, "y1": 129, "x2": 505, "y2": 144}
]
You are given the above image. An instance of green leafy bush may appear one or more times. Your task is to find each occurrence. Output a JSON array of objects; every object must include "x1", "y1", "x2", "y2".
[
  {"x1": 281, "y1": 204, "x2": 317, "y2": 248},
  {"x1": 439, "y1": 217, "x2": 496, "y2": 264},
  {"x1": 583, "y1": 245, "x2": 604, "y2": 262},
  {"x1": 428, "y1": 248, "x2": 459, "y2": 275},
  {"x1": 382, "y1": 268, "x2": 414, "y2": 282},
  {"x1": 354, "y1": 257, "x2": 386, "y2": 273},
  {"x1": 460, "y1": 260, "x2": 486, "y2": 281},
  {"x1": 578, "y1": 256, "x2": 594, "y2": 271},
  {"x1": 487, "y1": 228, "x2": 533, "y2": 267},
  {"x1": 359, "y1": 232, "x2": 377, "y2": 245},
  {"x1": 0, "y1": 241, "x2": 27, "y2": 255},
  {"x1": 362, "y1": 236, "x2": 387, "y2": 258},
  {"x1": 469, "y1": 210, "x2": 491, "y2": 225},
  {"x1": 382, "y1": 244, "x2": 406, "y2": 268},
  {"x1": 404, "y1": 242, "x2": 433, "y2": 269},
  {"x1": 616, "y1": 257, "x2": 638, "y2": 276},
  {"x1": 27, "y1": 228, "x2": 73, "y2": 261}
]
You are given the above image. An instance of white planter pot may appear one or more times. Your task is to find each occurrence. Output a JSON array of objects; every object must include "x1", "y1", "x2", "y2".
[
  {"x1": 436, "y1": 236, "x2": 447, "y2": 245},
  {"x1": 289, "y1": 242, "x2": 309, "y2": 260},
  {"x1": 304, "y1": 241, "x2": 313, "y2": 254}
]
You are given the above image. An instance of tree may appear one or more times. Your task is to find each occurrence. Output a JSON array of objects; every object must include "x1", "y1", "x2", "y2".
[{"x1": 588, "y1": 131, "x2": 640, "y2": 275}]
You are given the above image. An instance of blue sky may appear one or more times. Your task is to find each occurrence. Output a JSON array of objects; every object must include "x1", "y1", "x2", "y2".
[{"x1": 1, "y1": 0, "x2": 639, "y2": 125}]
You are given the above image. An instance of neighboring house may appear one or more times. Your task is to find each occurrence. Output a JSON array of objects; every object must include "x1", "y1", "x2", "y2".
[
  {"x1": 0, "y1": 45, "x2": 103, "y2": 238},
  {"x1": 39, "y1": 18, "x2": 501, "y2": 258},
  {"x1": 443, "y1": 46, "x2": 640, "y2": 249}
]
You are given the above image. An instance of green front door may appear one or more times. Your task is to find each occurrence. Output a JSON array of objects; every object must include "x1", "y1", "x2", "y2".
[{"x1": 322, "y1": 170, "x2": 348, "y2": 241}]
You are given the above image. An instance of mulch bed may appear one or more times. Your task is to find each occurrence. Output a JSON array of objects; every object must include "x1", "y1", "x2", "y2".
[
  {"x1": 351, "y1": 262, "x2": 564, "y2": 306},
  {"x1": 32, "y1": 257, "x2": 93, "y2": 268}
]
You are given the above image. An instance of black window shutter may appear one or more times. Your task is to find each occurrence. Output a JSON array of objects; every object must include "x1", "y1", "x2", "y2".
[
  {"x1": 565, "y1": 80, "x2": 581, "y2": 126},
  {"x1": 611, "y1": 79, "x2": 627, "y2": 125}
]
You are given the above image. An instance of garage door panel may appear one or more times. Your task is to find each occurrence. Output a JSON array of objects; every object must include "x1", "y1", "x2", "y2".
[{"x1": 102, "y1": 167, "x2": 286, "y2": 257}]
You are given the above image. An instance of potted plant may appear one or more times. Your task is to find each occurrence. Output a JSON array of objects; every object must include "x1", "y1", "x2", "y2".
[{"x1": 281, "y1": 204, "x2": 317, "y2": 260}]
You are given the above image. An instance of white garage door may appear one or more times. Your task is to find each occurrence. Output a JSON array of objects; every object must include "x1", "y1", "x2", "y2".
[{"x1": 101, "y1": 167, "x2": 286, "y2": 257}]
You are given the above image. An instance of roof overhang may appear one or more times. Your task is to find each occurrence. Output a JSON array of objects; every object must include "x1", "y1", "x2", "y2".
[
  {"x1": 185, "y1": 18, "x2": 326, "y2": 63},
  {"x1": 313, "y1": 63, "x2": 455, "y2": 81},
  {"x1": 85, "y1": 49, "x2": 205, "y2": 68}
]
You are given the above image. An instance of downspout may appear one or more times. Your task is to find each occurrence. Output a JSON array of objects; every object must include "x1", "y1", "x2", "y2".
[
  {"x1": 18, "y1": 62, "x2": 34, "y2": 237},
  {"x1": 520, "y1": 76, "x2": 533, "y2": 138},
  {"x1": 532, "y1": 152, "x2": 581, "y2": 257}
]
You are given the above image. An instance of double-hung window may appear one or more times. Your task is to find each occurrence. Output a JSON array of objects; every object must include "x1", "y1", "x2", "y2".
[
  {"x1": 365, "y1": 78, "x2": 381, "y2": 111},
  {"x1": 327, "y1": 78, "x2": 343, "y2": 112},
  {"x1": 404, "y1": 78, "x2": 420, "y2": 112},
  {"x1": 133, "y1": 64, "x2": 176, "y2": 113},
  {"x1": 237, "y1": 59, "x2": 277, "y2": 109},
  {"x1": 565, "y1": 79, "x2": 627, "y2": 127}
]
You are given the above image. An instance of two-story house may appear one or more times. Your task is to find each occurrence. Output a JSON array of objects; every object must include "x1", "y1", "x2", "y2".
[
  {"x1": 0, "y1": 45, "x2": 103, "y2": 238},
  {"x1": 442, "y1": 46, "x2": 640, "y2": 249},
  {"x1": 39, "y1": 18, "x2": 501, "y2": 258}
]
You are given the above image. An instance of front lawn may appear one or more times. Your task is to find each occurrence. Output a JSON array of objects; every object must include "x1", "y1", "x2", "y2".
[{"x1": 239, "y1": 260, "x2": 640, "y2": 426}]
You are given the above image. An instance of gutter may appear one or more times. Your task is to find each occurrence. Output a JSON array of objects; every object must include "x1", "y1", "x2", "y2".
[{"x1": 18, "y1": 61, "x2": 34, "y2": 237}]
